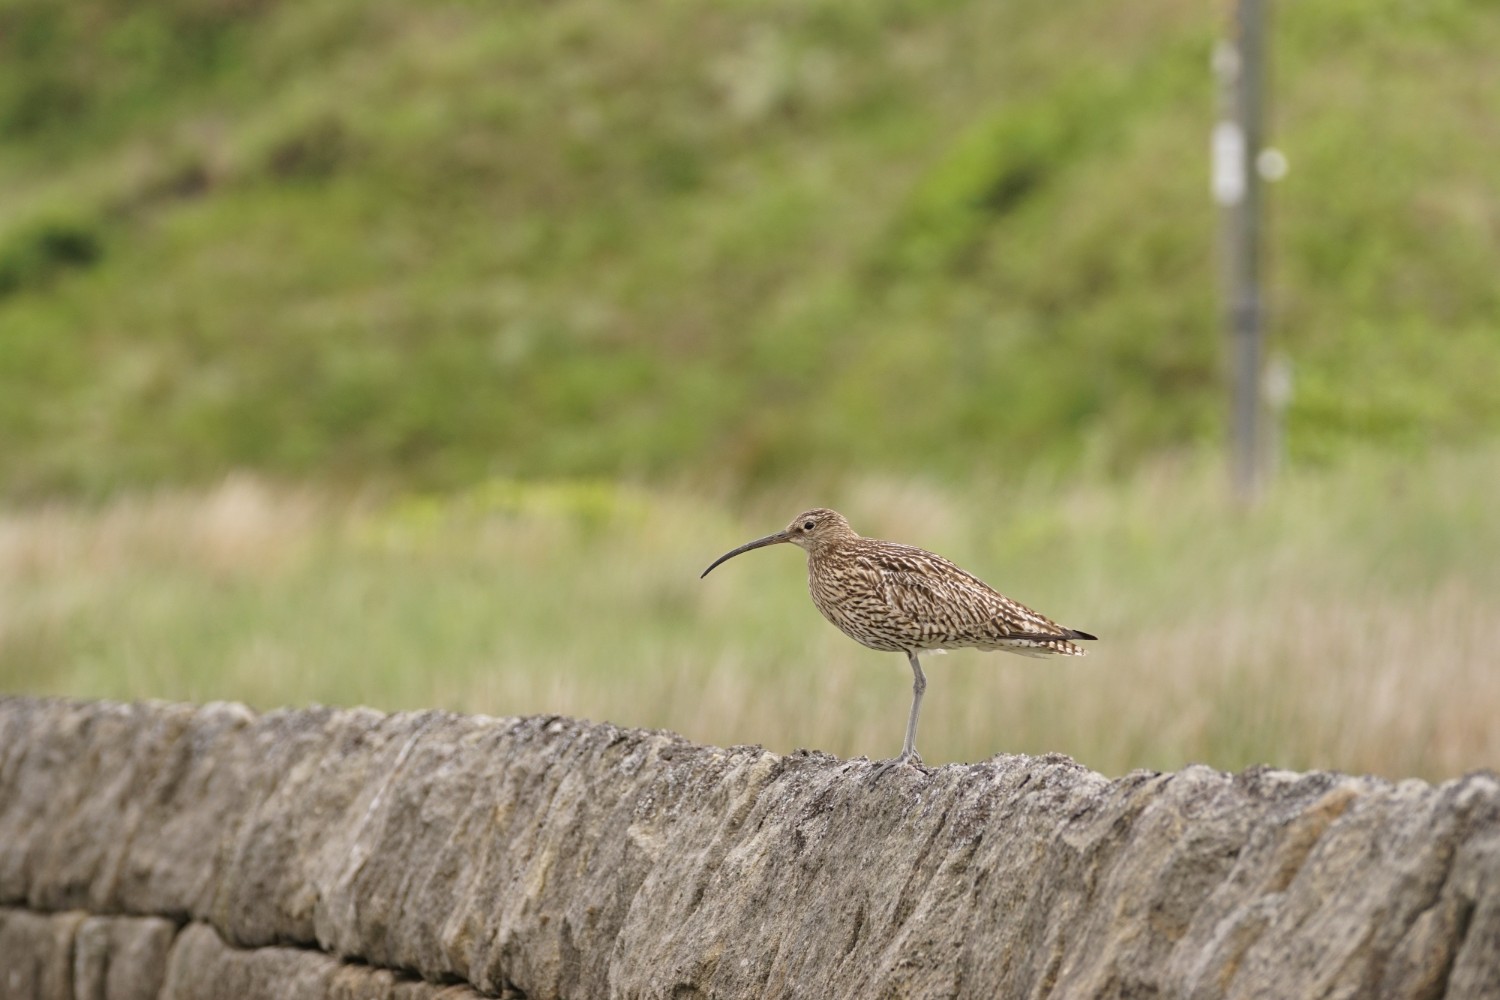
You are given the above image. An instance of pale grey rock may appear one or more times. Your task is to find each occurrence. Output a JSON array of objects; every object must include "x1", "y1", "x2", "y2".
[
  {"x1": 0, "y1": 911, "x2": 487, "y2": 1000},
  {"x1": 0, "y1": 695, "x2": 1497, "y2": 999},
  {"x1": 158, "y1": 921, "x2": 492, "y2": 1000},
  {"x1": 0, "y1": 909, "x2": 85, "y2": 1000},
  {"x1": 74, "y1": 914, "x2": 177, "y2": 1000}
]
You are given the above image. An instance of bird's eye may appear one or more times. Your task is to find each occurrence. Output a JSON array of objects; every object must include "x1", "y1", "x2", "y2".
[{"x1": 802, "y1": 519, "x2": 816, "y2": 531}]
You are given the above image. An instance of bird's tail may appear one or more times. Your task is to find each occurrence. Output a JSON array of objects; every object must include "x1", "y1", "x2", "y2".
[{"x1": 989, "y1": 629, "x2": 1095, "y2": 657}]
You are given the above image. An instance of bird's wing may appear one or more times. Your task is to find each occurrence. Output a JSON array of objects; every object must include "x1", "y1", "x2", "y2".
[{"x1": 858, "y1": 543, "x2": 1073, "y2": 645}]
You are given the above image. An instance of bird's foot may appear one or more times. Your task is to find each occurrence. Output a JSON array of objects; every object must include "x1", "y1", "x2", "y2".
[{"x1": 869, "y1": 751, "x2": 927, "y2": 781}]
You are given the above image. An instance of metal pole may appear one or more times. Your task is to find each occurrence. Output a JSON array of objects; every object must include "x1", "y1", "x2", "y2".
[{"x1": 1214, "y1": 0, "x2": 1266, "y2": 505}]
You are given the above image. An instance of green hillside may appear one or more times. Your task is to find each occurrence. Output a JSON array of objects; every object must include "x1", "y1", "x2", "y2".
[{"x1": 2, "y1": 0, "x2": 1498, "y2": 498}]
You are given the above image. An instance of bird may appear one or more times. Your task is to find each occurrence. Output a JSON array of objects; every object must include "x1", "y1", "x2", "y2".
[{"x1": 700, "y1": 507, "x2": 1095, "y2": 772}]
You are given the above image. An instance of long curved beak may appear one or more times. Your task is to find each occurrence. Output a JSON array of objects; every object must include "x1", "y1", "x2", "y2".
[{"x1": 700, "y1": 530, "x2": 791, "y2": 578}]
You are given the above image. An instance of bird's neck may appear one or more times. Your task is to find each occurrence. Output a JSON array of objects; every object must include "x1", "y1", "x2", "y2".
[{"x1": 805, "y1": 532, "x2": 857, "y2": 561}]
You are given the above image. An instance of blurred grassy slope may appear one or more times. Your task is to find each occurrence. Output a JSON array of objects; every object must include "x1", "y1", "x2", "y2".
[{"x1": 2, "y1": 0, "x2": 1499, "y2": 497}]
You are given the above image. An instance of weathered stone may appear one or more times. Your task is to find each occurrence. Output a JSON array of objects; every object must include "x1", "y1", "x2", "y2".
[
  {"x1": 1, "y1": 695, "x2": 1497, "y2": 999},
  {"x1": 74, "y1": 914, "x2": 177, "y2": 1000},
  {"x1": 0, "y1": 909, "x2": 85, "y2": 1000},
  {"x1": 160, "y1": 921, "x2": 336, "y2": 1000},
  {"x1": 0, "y1": 909, "x2": 491, "y2": 1000},
  {"x1": 157, "y1": 922, "x2": 489, "y2": 1000}
]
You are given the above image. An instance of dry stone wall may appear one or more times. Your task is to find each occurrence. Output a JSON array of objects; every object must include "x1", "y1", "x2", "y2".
[{"x1": 0, "y1": 696, "x2": 1497, "y2": 999}]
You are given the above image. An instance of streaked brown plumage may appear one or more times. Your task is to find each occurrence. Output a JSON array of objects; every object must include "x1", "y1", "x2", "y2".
[{"x1": 701, "y1": 507, "x2": 1096, "y2": 769}]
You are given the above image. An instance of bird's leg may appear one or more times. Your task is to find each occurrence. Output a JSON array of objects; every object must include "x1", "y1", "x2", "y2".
[
  {"x1": 871, "y1": 652, "x2": 927, "y2": 779},
  {"x1": 901, "y1": 650, "x2": 926, "y2": 762}
]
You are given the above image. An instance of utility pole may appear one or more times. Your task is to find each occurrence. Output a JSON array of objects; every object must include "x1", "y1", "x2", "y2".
[{"x1": 1213, "y1": 0, "x2": 1268, "y2": 505}]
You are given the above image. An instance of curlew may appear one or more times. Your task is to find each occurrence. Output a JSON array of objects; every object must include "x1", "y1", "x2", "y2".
[{"x1": 701, "y1": 508, "x2": 1095, "y2": 771}]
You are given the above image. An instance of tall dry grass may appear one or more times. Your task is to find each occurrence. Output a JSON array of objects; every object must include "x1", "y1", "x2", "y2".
[{"x1": 3, "y1": 450, "x2": 1498, "y2": 781}]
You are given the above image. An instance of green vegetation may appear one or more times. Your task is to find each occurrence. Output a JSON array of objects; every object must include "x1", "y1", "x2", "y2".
[
  {"x1": 4, "y1": 446, "x2": 1498, "y2": 780},
  {"x1": 2, "y1": 0, "x2": 1498, "y2": 497},
  {"x1": 3, "y1": 2, "x2": 1498, "y2": 780}
]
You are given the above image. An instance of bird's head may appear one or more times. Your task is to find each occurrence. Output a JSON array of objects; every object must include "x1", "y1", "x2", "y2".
[{"x1": 700, "y1": 508, "x2": 857, "y2": 578}]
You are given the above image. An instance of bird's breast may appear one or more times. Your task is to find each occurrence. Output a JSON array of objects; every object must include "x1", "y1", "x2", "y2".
[{"x1": 806, "y1": 558, "x2": 910, "y2": 652}]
